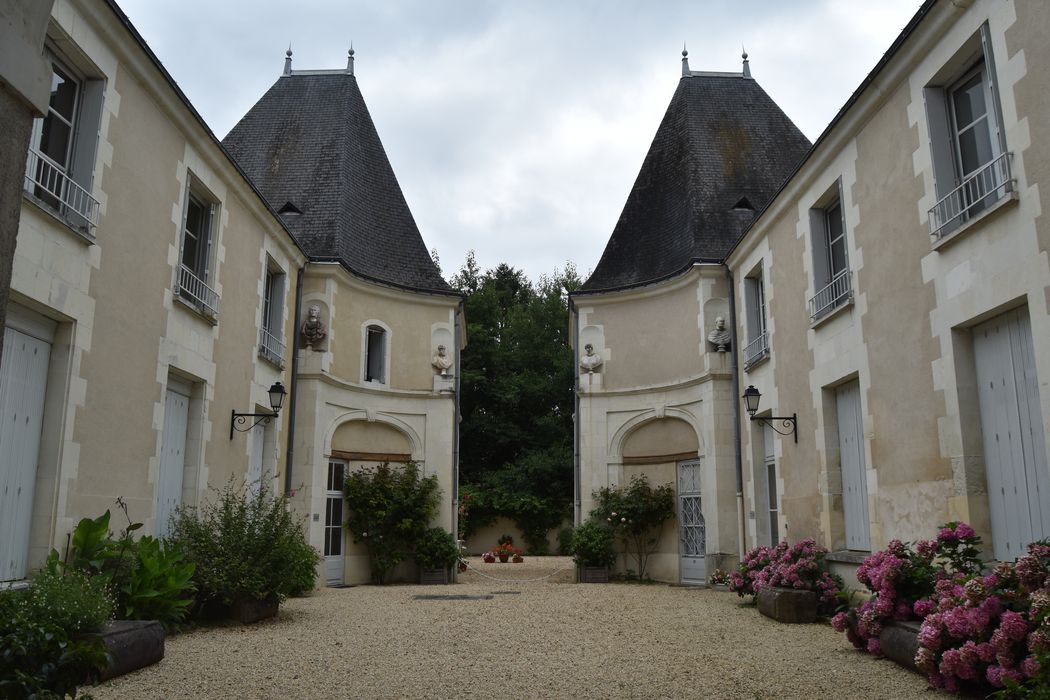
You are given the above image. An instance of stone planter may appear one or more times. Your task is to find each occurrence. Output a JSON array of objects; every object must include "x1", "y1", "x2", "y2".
[
  {"x1": 578, "y1": 566, "x2": 609, "y2": 583},
  {"x1": 879, "y1": 620, "x2": 922, "y2": 672},
  {"x1": 420, "y1": 567, "x2": 450, "y2": 585},
  {"x1": 756, "y1": 586, "x2": 818, "y2": 623},
  {"x1": 229, "y1": 595, "x2": 279, "y2": 624},
  {"x1": 77, "y1": 620, "x2": 165, "y2": 681}
]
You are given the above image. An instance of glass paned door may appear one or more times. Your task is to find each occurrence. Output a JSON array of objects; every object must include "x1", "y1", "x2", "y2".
[
  {"x1": 678, "y1": 459, "x2": 706, "y2": 583},
  {"x1": 324, "y1": 461, "x2": 346, "y2": 585}
]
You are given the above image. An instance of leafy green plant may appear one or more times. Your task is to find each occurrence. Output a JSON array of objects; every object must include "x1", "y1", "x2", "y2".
[
  {"x1": 591, "y1": 475, "x2": 675, "y2": 580},
  {"x1": 169, "y1": 481, "x2": 320, "y2": 609},
  {"x1": 415, "y1": 527, "x2": 460, "y2": 570},
  {"x1": 344, "y1": 462, "x2": 441, "y2": 584},
  {"x1": 62, "y1": 499, "x2": 196, "y2": 629},
  {"x1": 569, "y1": 520, "x2": 616, "y2": 568},
  {"x1": 119, "y1": 536, "x2": 196, "y2": 625},
  {"x1": 557, "y1": 526, "x2": 575, "y2": 556},
  {"x1": 0, "y1": 578, "x2": 109, "y2": 698}
]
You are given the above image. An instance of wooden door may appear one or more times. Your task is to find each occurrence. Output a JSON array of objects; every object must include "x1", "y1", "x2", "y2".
[
  {"x1": 0, "y1": 329, "x2": 51, "y2": 580},
  {"x1": 974, "y1": 308, "x2": 1050, "y2": 560},
  {"x1": 156, "y1": 386, "x2": 189, "y2": 538},
  {"x1": 837, "y1": 381, "x2": 870, "y2": 550}
]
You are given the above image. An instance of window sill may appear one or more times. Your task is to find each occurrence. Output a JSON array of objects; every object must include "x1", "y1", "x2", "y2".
[
  {"x1": 809, "y1": 296, "x2": 854, "y2": 330},
  {"x1": 174, "y1": 294, "x2": 219, "y2": 325},
  {"x1": 827, "y1": 550, "x2": 869, "y2": 565},
  {"x1": 743, "y1": 351, "x2": 770, "y2": 372},
  {"x1": 258, "y1": 348, "x2": 285, "y2": 370},
  {"x1": 931, "y1": 191, "x2": 1019, "y2": 252},
  {"x1": 22, "y1": 192, "x2": 96, "y2": 245}
]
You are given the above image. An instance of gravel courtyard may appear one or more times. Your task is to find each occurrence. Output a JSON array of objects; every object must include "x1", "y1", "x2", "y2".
[{"x1": 92, "y1": 557, "x2": 930, "y2": 699}]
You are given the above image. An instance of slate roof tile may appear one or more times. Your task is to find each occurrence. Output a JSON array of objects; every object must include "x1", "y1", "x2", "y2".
[
  {"x1": 222, "y1": 72, "x2": 452, "y2": 294},
  {"x1": 580, "y1": 73, "x2": 811, "y2": 293}
]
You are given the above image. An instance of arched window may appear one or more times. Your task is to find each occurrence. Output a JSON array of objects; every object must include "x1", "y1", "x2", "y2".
[{"x1": 365, "y1": 325, "x2": 386, "y2": 383}]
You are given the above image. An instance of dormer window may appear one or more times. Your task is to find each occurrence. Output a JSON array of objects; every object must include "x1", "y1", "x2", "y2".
[
  {"x1": 278, "y1": 201, "x2": 302, "y2": 216},
  {"x1": 733, "y1": 196, "x2": 754, "y2": 211}
]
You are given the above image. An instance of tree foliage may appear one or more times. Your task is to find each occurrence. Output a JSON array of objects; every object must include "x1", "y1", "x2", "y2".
[{"x1": 451, "y1": 253, "x2": 580, "y2": 552}]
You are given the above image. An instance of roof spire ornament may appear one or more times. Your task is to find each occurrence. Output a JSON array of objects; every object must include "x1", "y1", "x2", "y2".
[
  {"x1": 347, "y1": 42, "x2": 355, "y2": 75},
  {"x1": 682, "y1": 42, "x2": 690, "y2": 77},
  {"x1": 742, "y1": 45, "x2": 751, "y2": 78},
  {"x1": 284, "y1": 44, "x2": 293, "y2": 76}
]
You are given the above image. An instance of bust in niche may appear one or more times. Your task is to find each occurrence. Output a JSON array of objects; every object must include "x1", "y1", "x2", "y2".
[
  {"x1": 580, "y1": 344, "x2": 603, "y2": 374},
  {"x1": 432, "y1": 344, "x2": 453, "y2": 376},
  {"x1": 707, "y1": 316, "x2": 731, "y2": 352},
  {"x1": 300, "y1": 304, "x2": 327, "y2": 350}
]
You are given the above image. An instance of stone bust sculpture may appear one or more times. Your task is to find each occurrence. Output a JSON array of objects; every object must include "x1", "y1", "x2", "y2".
[
  {"x1": 300, "y1": 304, "x2": 327, "y2": 349},
  {"x1": 707, "y1": 316, "x2": 731, "y2": 352},
  {"x1": 580, "y1": 343, "x2": 603, "y2": 373},
  {"x1": 432, "y1": 344, "x2": 453, "y2": 376}
]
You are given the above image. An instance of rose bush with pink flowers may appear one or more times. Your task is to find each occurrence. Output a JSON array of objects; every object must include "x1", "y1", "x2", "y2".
[{"x1": 729, "y1": 539, "x2": 843, "y2": 615}]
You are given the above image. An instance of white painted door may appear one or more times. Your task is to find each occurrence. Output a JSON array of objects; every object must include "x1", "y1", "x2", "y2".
[
  {"x1": 325, "y1": 461, "x2": 346, "y2": 585},
  {"x1": 156, "y1": 386, "x2": 189, "y2": 538},
  {"x1": 0, "y1": 329, "x2": 51, "y2": 581},
  {"x1": 974, "y1": 309, "x2": 1050, "y2": 561},
  {"x1": 837, "y1": 381, "x2": 870, "y2": 550},
  {"x1": 248, "y1": 424, "x2": 264, "y2": 498},
  {"x1": 678, "y1": 459, "x2": 706, "y2": 583}
]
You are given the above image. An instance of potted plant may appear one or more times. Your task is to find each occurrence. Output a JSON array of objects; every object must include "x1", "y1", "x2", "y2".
[
  {"x1": 482, "y1": 552, "x2": 496, "y2": 564},
  {"x1": 708, "y1": 568, "x2": 731, "y2": 591},
  {"x1": 512, "y1": 548, "x2": 524, "y2": 564},
  {"x1": 569, "y1": 520, "x2": 616, "y2": 583},
  {"x1": 494, "y1": 542, "x2": 515, "y2": 563},
  {"x1": 415, "y1": 527, "x2": 460, "y2": 584}
]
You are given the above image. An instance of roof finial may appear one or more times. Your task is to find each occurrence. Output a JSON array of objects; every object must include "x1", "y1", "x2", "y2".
[
  {"x1": 681, "y1": 42, "x2": 690, "y2": 77},
  {"x1": 347, "y1": 42, "x2": 355, "y2": 75},
  {"x1": 284, "y1": 44, "x2": 293, "y2": 76},
  {"x1": 741, "y1": 45, "x2": 751, "y2": 78}
]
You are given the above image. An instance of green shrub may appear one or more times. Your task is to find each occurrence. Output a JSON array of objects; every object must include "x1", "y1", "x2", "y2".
[
  {"x1": 344, "y1": 462, "x2": 440, "y2": 584},
  {"x1": 0, "y1": 579, "x2": 109, "y2": 698},
  {"x1": 21, "y1": 561, "x2": 114, "y2": 634},
  {"x1": 415, "y1": 528, "x2": 460, "y2": 570},
  {"x1": 569, "y1": 520, "x2": 616, "y2": 568},
  {"x1": 591, "y1": 475, "x2": 675, "y2": 580},
  {"x1": 63, "y1": 502, "x2": 196, "y2": 629},
  {"x1": 557, "y1": 526, "x2": 574, "y2": 556},
  {"x1": 170, "y1": 482, "x2": 320, "y2": 608}
]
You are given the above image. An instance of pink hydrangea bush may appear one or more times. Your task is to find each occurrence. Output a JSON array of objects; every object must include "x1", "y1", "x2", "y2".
[
  {"x1": 831, "y1": 521, "x2": 983, "y2": 658},
  {"x1": 729, "y1": 539, "x2": 843, "y2": 615},
  {"x1": 915, "y1": 540, "x2": 1050, "y2": 693}
]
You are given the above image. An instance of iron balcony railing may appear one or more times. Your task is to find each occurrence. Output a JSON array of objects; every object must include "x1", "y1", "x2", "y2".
[
  {"x1": 259, "y1": 327, "x2": 285, "y2": 365},
  {"x1": 743, "y1": 331, "x2": 770, "y2": 367},
  {"x1": 809, "y1": 269, "x2": 852, "y2": 321},
  {"x1": 24, "y1": 147, "x2": 100, "y2": 229},
  {"x1": 175, "y1": 264, "x2": 219, "y2": 317},
  {"x1": 929, "y1": 152, "x2": 1013, "y2": 238}
]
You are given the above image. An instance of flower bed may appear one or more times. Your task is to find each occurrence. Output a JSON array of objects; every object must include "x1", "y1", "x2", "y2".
[
  {"x1": 831, "y1": 521, "x2": 1050, "y2": 694},
  {"x1": 729, "y1": 539, "x2": 842, "y2": 617}
]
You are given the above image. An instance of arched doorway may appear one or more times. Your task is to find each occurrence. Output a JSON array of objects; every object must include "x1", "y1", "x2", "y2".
[{"x1": 620, "y1": 416, "x2": 704, "y2": 584}]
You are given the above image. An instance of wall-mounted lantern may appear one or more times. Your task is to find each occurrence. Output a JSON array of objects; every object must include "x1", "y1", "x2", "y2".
[
  {"x1": 742, "y1": 385, "x2": 798, "y2": 443},
  {"x1": 230, "y1": 382, "x2": 287, "y2": 439}
]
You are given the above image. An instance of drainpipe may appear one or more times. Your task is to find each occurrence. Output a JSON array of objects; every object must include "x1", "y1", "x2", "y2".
[
  {"x1": 570, "y1": 297, "x2": 581, "y2": 526},
  {"x1": 453, "y1": 300, "x2": 463, "y2": 536},
  {"x1": 284, "y1": 264, "x2": 305, "y2": 495},
  {"x1": 726, "y1": 265, "x2": 746, "y2": 561}
]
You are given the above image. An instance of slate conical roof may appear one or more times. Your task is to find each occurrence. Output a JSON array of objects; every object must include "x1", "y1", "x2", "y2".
[
  {"x1": 579, "y1": 70, "x2": 811, "y2": 293},
  {"x1": 222, "y1": 67, "x2": 453, "y2": 294}
]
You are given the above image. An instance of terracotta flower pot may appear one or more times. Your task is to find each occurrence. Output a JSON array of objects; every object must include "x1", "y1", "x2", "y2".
[{"x1": 498, "y1": 554, "x2": 510, "y2": 563}]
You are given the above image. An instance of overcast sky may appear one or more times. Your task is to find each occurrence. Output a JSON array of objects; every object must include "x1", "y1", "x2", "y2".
[{"x1": 119, "y1": 0, "x2": 920, "y2": 283}]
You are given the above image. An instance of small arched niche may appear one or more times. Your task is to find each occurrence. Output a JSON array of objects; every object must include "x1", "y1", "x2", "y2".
[
  {"x1": 331, "y1": 420, "x2": 412, "y2": 462},
  {"x1": 622, "y1": 417, "x2": 699, "y2": 463}
]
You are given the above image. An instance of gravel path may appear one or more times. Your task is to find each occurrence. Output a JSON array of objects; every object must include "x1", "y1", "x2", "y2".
[{"x1": 92, "y1": 557, "x2": 931, "y2": 699}]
